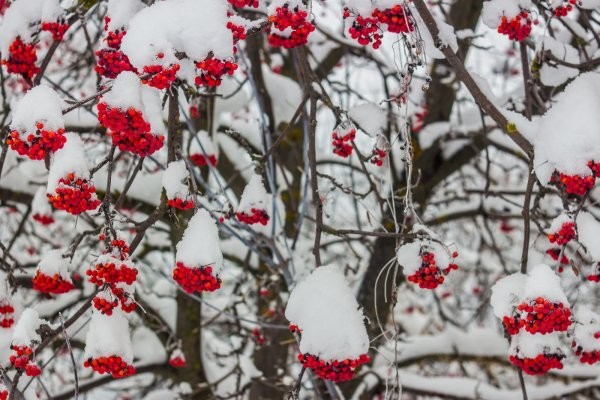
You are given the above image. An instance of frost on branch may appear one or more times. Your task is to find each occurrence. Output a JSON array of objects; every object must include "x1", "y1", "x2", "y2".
[
  {"x1": 46, "y1": 133, "x2": 100, "y2": 215},
  {"x1": 190, "y1": 130, "x2": 218, "y2": 167},
  {"x1": 285, "y1": 265, "x2": 370, "y2": 382},
  {"x1": 572, "y1": 307, "x2": 600, "y2": 364},
  {"x1": 236, "y1": 174, "x2": 271, "y2": 228},
  {"x1": 163, "y1": 160, "x2": 195, "y2": 210},
  {"x1": 173, "y1": 209, "x2": 223, "y2": 294},
  {"x1": 8, "y1": 85, "x2": 66, "y2": 160},
  {"x1": 10, "y1": 308, "x2": 45, "y2": 377},
  {"x1": 97, "y1": 71, "x2": 165, "y2": 157},
  {"x1": 32, "y1": 249, "x2": 75, "y2": 295},
  {"x1": 84, "y1": 309, "x2": 135, "y2": 378},
  {"x1": 531, "y1": 73, "x2": 600, "y2": 196},
  {"x1": 120, "y1": 0, "x2": 236, "y2": 88}
]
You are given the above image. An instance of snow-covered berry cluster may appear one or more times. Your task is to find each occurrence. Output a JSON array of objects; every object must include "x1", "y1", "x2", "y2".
[
  {"x1": 497, "y1": 11, "x2": 535, "y2": 41},
  {"x1": 169, "y1": 349, "x2": 186, "y2": 368},
  {"x1": 267, "y1": 0, "x2": 315, "y2": 49},
  {"x1": 509, "y1": 352, "x2": 564, "y2": 375},
  {"x1": 195, "y1": 56, "x2": 238, "y2": 87},
  {"x1": 32, "y1": 250, "x2": 75, "y2": 295},
  {"x1": 343, "y1": 2, "x2": 413, "y2": 49},
  {"x1": 0, "y1": 299, "x2": 14, "y2": 328},
  {"x1": 550, "y1": 0, "x2": 577, "y2": 16},
  {"x1": 516, "y1": 298, "x2": 572, "y2": 335},
  {"x1": 227, "y1": 17, "x2": 247, "y2": 48},
  {"x1": 297, "y1": 353, "x2": 371, "y2": 382},
  {"x1": 163, "y1": 160, "x2": 195, "y2": 210},
  {"x1": 236, "y1": 208, "x2": 270, "y2": 226},
  {"x1": 10, "y1": 345, "x2": 42, "y2": 376},
  {"x1": 173, "y1": 210, "x2": 223, "y2": 294},
  {"x1": 190, "y1": 130, "x2": 218, "y2": 167},
  {"x1": 482, "y1": 0, "x2": 537, "y2": 42},
  {"x1": 32, "y1": 187, "x2": 55, "y2": 226},
  {"x1": 552, "y1": 172, "x2": 596, "y2": 196},
  {"x1": 7, "y1": 123, "x2": 66, "y2": 161},
  {"x1": 141, "y1": 61, "x2": 180, "y2": 90},
  {"x1": 87, "y1": 255, "x2": 138, "y2": 288},
  {"x1": 2, "y1": 37, "x2": 39, "y2": 79},
  {"x1": 95, "y1": 8, "x2": 138, "y2": 79},
  {"x1": 236, "y1": 174, "x2": 271, "y2": 230},
  {"x1": 47, "y1": 172, "x2": 100, "y2": 215},
  {"x1": 332, "y1": 123, "x2": 356, "y2": 158},
  {"x1": 571, "y1": 307, "x2": 600, "y2": 364},
  {"x1": 84, "y1": 355, "x2": 135, "y2": 378},
  {"x1": 547, "y1": 217, "x2": 576, "y2": 245},
  {"x1": 228, "y1": 0, "x2": 259, "y2": 7},
  {"x1": 41, "y1": 18, "x2": 70, "y2": 41},
  {"x1": 9, "y1": 309, "x2": 46, "y2": 377},
  {"x1": 372, "y1": 4, "x2": 414, "y2": 34}
]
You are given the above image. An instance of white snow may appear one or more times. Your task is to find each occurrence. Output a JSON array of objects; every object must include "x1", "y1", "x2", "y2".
[
  {"x1": 47, "y1": 133, "x2": 91, "y2": 193},
  {"x1": 32, "y1": 186, "x2": 53, "y2": 217},
  {"x1": 190, "y1": 130, "x2": 217, "y2": 159},
  {"x1": 105, "y1": 0, "x2": 145, "y2": 31},
  {"x1": 285, "y1": 265, "x2": 369, "y2": 360},
  {"x1": 348, "y1": 103, "x2": 386, "y2": 136},
  {"x1": 510, "y1": 330, "x2": 564, "y2": 359},
  {"x1": 490, "y1": 272, "x2": 526, "y2": 319},
  {"x1": 574, "y1": 306, "x2": 600, "y2": 352},
  {"x1": 238, "y1": 174, "x2": 269, "y2": 213},
  {"x1": 481, "y1": 0, "x2": 533, "y2": 28},
  {"x1": 576, "y1": 211, "x2": 600, "y2": 260},
  {"x1": 162, "y1": 160, "x2": 191, "y2": 200},
  {"x1": 11, "y1": 308, "x2": 44, "y2": 347},
  {"x1": 37, "y1": 249, "x2": 72, "y2": 280},
  {"x1": 396, "y1": 237, "x2": 453, "y2": 275},
  {"x1": 176, "y1": 209, "x2": 223, "y2": 269},
  {"x1": 0, "y1": 0, "x2": 46, "y2": 54},
  {"x1": 537, "y1": 37, "x2": 579, "y2": 87},
  {"x1": 549, "y1": 213, "x2": 574, "y2": 235},
  {"x1": 10, "y1": 85, "x2": 65, "y2": 134},
  {"x1": 84, "y1": 308, "x2": 134, "y2": 362},
  {"x1": 523, "y1": 264, "x2": 568, "y2": 304}
]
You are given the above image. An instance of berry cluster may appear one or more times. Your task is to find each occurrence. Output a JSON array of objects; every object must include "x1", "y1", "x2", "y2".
[
  {"x1": 228, "y1": 0, "x2": 259, "y2": 7},
  {"x1": 169, "y1": 350, "x2": 186, "y2": 368},
  {"x1": 289, "y1": 323, "x2": 301, "y2": 333},
  {"x1": 168, "y1": 197, "x2": 195, "y2": 210},
  {"x1": 332, "y1": 126, "x2": 356, "y2": 158},
  {"x1": 0, "y1": 300, "x2": 14, "y2": 328},
  {"x1": 172, "y1": 262, "x2": 221, "y2": 294},
  {"x1": 547, "y1": 221, "x2": 576, "y2": 245},
  {"x1": 84, "y1": 356, "x2": 136, "y2": 379},
  {"x1": 47, "y1": 173, "x2": 101, "y2": 215},
  {"x1": 553, "y1": 172, "x2": 595, "y2": 196},
  {"x1": 195, "y1": 57, "x2": 238, "y2": 87},
  {"x1": 98, "y1": 102, "x2": 164, "y2": 157},
  {"x1": 516, "y1": 298, "x2": 572, "y2": 334},
  {"x1": 96, "y1": 29, "x2": 136, "y2": 79},
  {"x1": 553, "y1": 0, "x2": 577, "y2": 16},
  {"x1": 298, "y1": 353, "x2": 370, "y2": 382},
  {"x1": 546, "y1": 248, "x2": 569, "y2": 266},
  {"x1": 370, "y1": 147, "x2": 387, "y2": 167},
  {"x1": 32, "y1": 213, "x2": 54, "y2": 225},
  {"x1": 372, "y1": 5, "x2": 414, "y2": 34},
  {"x1": 345, "y1": 11, "x2": 382, "y2": 48},
  {"x1": 190, "y1": 153, "x2": 217, "y2": 167},
  {"x1": 7, "y1": 122, "x2": 66, "y2": 160},
  {"x1": 227, "y1": 21, "x2": 247, "y2": 49},
  {"x1": 0, "y1": 386, "x2": 7, "y2": 400},
  {"x1": 268, "y1": 3, "x2": 315, "y2": 49},
  {"x1": 10, "y1": 345, "x2": 41, "y2": 376},
  {"x1": 509, "y1": 353, "x2": 564, "y2": 375},
  {"x1": 587, "y1": 263, "x2": 600, "y2": 282},
  {"x1": 406, "y1": 251, "x2": 459, "y2": 290},
  {"x1": 497, "y1": 11, "x2": 536, "y2": 41},
  {"x1": 572, "y1": 335, "x2": 600, "y2": 364},
  {"x1": 41, "y1": 19, "x2": 70, "y2": 41},
  {"x1": 92, "y1": 295, "x2": 119, "y2": 316},
  {"x1": 141, "y1": 62, "x2": 180, "y2": 89},
  {"x1": 252, "y1": 328, "x2": 266, "y2": 345},
  {"x1": 236, "y1": 208, "x2": 270, "y2": 226},
  {"x1": 2, "y1": 37, "x2": 39, "y2": 79},
  {"x1": 32, "y1": 271, "x2": 74, "y2": 294},
  {"x1": 87, "y1": 258, "x2": 138, "y2": 287}
]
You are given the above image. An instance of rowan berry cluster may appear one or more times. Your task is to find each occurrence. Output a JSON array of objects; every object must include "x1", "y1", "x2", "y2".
[
  {"x1": 97, "y1": 102, "x2": 164, "y2": 157},
  {"x1": 87, "y1": 257, "x2": 138, "y2": 287},
  {"x1": 2, "y1": 37, "x2": 39, "y2": 79},
  {"x1": 227, "y1": 21, "x2": 247, "y2": 47},
  {"x1": 7, "y1": 123, "x2": 66, "y2": 161},
  {"x1": 96, "y1": 28, "x2": 136, "y2": 79},
  {"x1": 587, "y1": 262, "x2": 600, "y2": 282},
  {"x1": 190, "y1": 153, "x2": 217, "y2": 167},
  {"x1": 572, "y1": 334, "x2": 600, "y2": 364},
  {"x1": 370, "y1": 147, "x2": 387, "y2": 167},
  {"x1": 372, "y1": 5, "x2": 414, "y2": 34},
  {"x1": 332, "y1": 126, "x2": 356, "y2": 158},
  {"x1": 552, "y1": 171, "x2": 595, "y2": 196},
  {"x1": 517, "y1": 298, "x2": 572, "y2": 334},
  {"x1": 83, "y1": 355, "x2": 136, "y2": 379},
  {"x1": 47, "y1": 173, "x2": 101, "y2": 215},
  {"x1": 10, "y1": 345, "x2": 41, "y2": 376},
  {"x1": 547, "y1": 221, "x2": 576, "y2": 245},
  {"x1": 344, "y1": 3, "x2": 413, "y2": 48},
  {"x1": 195, "y1": 57, "x2": 238, "y2": 87},
  {"x1": 252, "y1": 328, "x2": 266, "y2": 345},
  {"x1": 172, "y1": 262, "x2": 221, "y2": 294},
  {"x1": 406, "y1": 250, "x2": 459, "y2": 289},
  {"x1": 497, "y1": 11, "x2": 536, "y2": 41},
  {"x1": 32, "y1": 213, "x2": 54, "y2": 225},
  {"x1": 228, "y1": 0, "x2": 259, "y2": 7},
  {"x1": 32, "y1": 270, "x2": 74, "y2": 294},
  {"x1": 345, "y1": 11, "x2": 382, "y2": 48},
  {"x1": 552, "y1": 0, "x2": 577, "y2": 16},
  {"x1": 289, "y1": 323, "x2": 301, "y2": 333},
  {"x1": 268, "y1": 3, "x2": 315, "y2": 49},
  {"x1": 236, "y1": 208, "x2": 270, "y2": 226},
  {"x1": 168, "y1": 197, "x2": 195, "y2": 210},
  {"x1": 546, "y1": 248, "x2": 569, "y2": 267},
  {"x1": 141, "y1": 62, "x2": 180, "y2": 89},
  {"x1": 0, "y1": 385, "x2": 7, "y2": 400},
  {"x1": 41, "y1": 19, "x2": 70, "y2": 41},
  {"x1": 297, "y1": 353, "x2": 370, "y2": 382},
  {"x1": 509, "y1": 353, "x2": 564, "y2": 375},
  {"x1": 169, "y1": 350, "x2": 186, "y2": 368},
  {"x1": 0, "y1": 300, "x2": 14, "y2": 328}
]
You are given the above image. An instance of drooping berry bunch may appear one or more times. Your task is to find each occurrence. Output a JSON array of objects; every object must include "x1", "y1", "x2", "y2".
[
  {"x1": 96, "y1": 28, "x2": 137, "y2": 79},
  {"x1": 97, "y1": 102, "x2": 164, "y2": 157},
  {"x1": 41, "y1": 18, "x2": 70, "y2": 41},
  {"x1": 0, "y1": 299, "x2": 14, "y2": 328},
  {"x1": 2, "y1": 37, "x2": 40, "y2": 79},
  {"x1": 573, "y1": 336, "x2": 600, "y2": 364},
  {"x1": 406, "y1": 250, "x2": 459, "y2": 290},
  {"x1": 344, "y1": 9, "x2": 382, "y2": 48},
  {"x1": 0, "y1": 385, "x2": 7, "y2": 400},
  {"x1": 169, "y1": 349, "x2": 186, "y2": 368},
  {"x1": 516, "y1": 297, "x2": 572, "y2": 334},
  {"x1": 546, "y1": 248, "x2": 569, "y2": 270},
  {"x1": 190, "y1": 130, "x2": 218, "y2": 167},
  {"x1": 236, "y1": 208, "x2": 270, "y2": 226},
  {"x1": 370, "y1": 147, "x2": 388, "y2": 167},
  {"x1": 195, "y1": 56, "x2": 238, "y2": 87},
  {"x1": 9, "y1": 345, "x2": 41, "y2": 376},
  {"x1": 32, "y1": 270, "x2": 74, "y2": 294},
  {"x1": 32, "y1": 213, "x2": 54, "y2": 225},
  {"x1": 227, "y1": 20, "x2": 247, "y2": 48},
  {"x1": 547, "y1": 221, "x2": 576, "y2": 245},
  {"x1": 168, "y1": 197, "x2": 195, "y2": 210},
  {"x1": 47, "y1": 172, "x2": 101, "y2": 215},
  {"x1": 552, "y1": 0, "x2": 577, "y2": 16},
  {"x1": 172, "y1": 262, "x2": 221, "y2": 294},
  {"x1": 297, "y1": 353, "x2": 370, "y2": 382},
  {"x1": 497, "y1": 11, "x2": 536, "y2": 41},
  {"x1": 509, "y1": 353, "x2": 564, "y2": 375},
  {"x1": 87, "y1": 256, "x2": 138, "y2": 287},
  {"x1": 587, "y1": 262, "x2": 600, "y2": 282},
  {"x1": 372, "y1": 4, "x2": 414, "y2": 34},
  {"x1": 141, "y1": 61, "x2": 180, "y2": 90},
  {"x1": 552, "y1": 171, "x2": 596, "y2": 196},
  {"x1": 332, "y1": 125, "x2": 356, "y2": 158},
  {"x1": 268, "y1": 2, "x2": 315, "y2": 49},
  {"x1": 163, "y1": 160, "x2": 196, "y2": 210},
  {"x1": 83, "y1": 355, "x2": 136, "y2": 379},
  {"x1": 191, "y1": 153, "x2": 217, "y2": 167},
  {"x1": 227, "y1": 0, "x2": 259, "y2": 7},
  {"x1": 7, "y1": 122, "x2": 66, "y2": 161}
]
